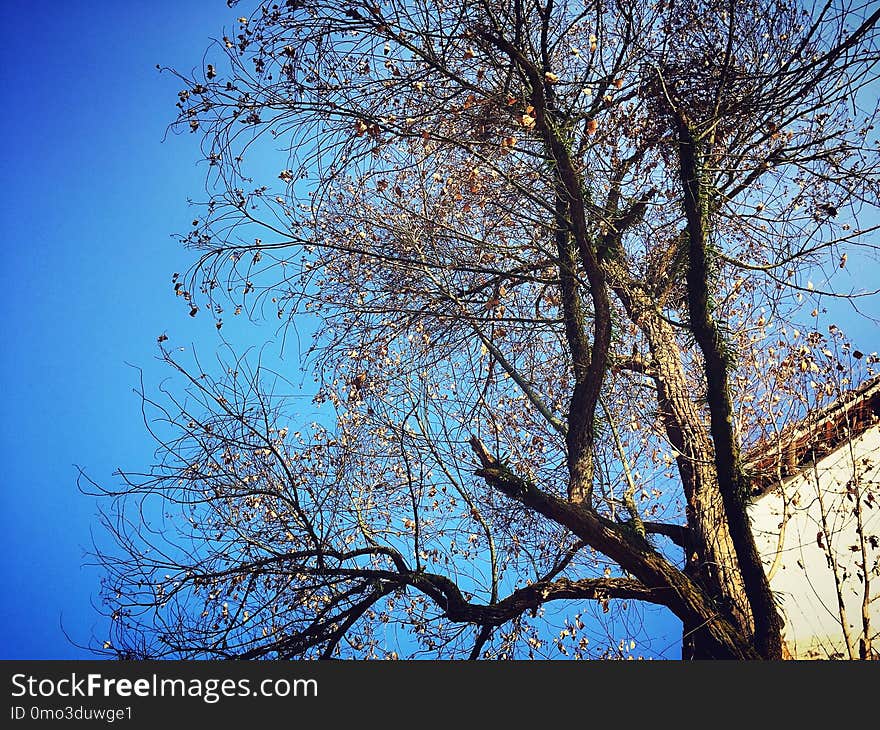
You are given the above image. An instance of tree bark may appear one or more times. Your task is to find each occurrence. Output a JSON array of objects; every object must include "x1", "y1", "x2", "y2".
[
  {"x1": 676, "y1": 119, "x2": 783, "y2": 659},
  {"x1": 641, "y1": 311, "x2": 756, "y2": 657},
  {"x1": 608, "y1": 274, "x2": 755, "y2": 655}
]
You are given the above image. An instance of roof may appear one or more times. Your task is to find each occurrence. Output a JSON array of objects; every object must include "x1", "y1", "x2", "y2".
[{"x1": 746, "y1": 375, "x2": 880, "y2": 498}]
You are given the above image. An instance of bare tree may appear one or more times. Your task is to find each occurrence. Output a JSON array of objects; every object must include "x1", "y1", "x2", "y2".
[{"x1": 86, "y1": 0, "x2": 880, "y2": 659}]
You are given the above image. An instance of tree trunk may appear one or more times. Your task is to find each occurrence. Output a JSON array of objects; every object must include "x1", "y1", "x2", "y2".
[
  {"x1": 676, "y1": 120, "x2": 783, "y2": 659},
  {"x1": 643, "y1": 312, "x2": 756, "y2": 656},
  {"x1": 609, "y1": 273, "x2": 756, "y2": 655}
]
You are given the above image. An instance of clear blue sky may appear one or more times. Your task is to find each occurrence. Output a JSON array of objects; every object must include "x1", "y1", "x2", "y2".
[
  {"x1": 0, "y1": 1, "x2": 877, "y2": 660},
  {"x1": 0, "y1": 0, "x2": 253, "y2": 658}
]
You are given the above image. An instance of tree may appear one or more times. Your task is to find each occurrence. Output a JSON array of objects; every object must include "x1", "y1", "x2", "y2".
[{"x1": 86, "y1": 0, "x2": 880, "y2": 659}]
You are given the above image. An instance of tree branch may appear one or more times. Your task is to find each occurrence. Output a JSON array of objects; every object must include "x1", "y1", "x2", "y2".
[
  {"x1": 468, "y1": 436, "x2": 760, "y2": 658},
  {"x1": 478, "y1": 26, "x2": 612, "y2": 506}
]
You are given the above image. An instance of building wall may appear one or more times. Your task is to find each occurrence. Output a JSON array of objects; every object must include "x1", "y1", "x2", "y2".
[{"x1": 749, "y1": 425, "x2": 880, "y2": 659}]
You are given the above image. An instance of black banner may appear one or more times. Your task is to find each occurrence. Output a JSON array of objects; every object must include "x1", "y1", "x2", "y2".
[{"x1": 1, "y1": 660, "x2": 869, "y2": 726}]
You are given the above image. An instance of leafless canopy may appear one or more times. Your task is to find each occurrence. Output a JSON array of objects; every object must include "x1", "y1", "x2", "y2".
[{"x1": 86, "y1": 0, "x2": 880, "y2": 659}]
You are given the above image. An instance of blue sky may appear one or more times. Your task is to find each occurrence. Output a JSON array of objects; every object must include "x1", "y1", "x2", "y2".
[
  {"x1": 0, "y1": 0, "x2": 253, "y2": 658},
  {"x1": 0, "y1": 1, "x2": 877, "y2": 660}
]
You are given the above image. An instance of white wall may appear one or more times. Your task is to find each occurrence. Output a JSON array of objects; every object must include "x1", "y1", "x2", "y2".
[{"x1": 749, "y1": 425, "x2": 880, "y2": 659}]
